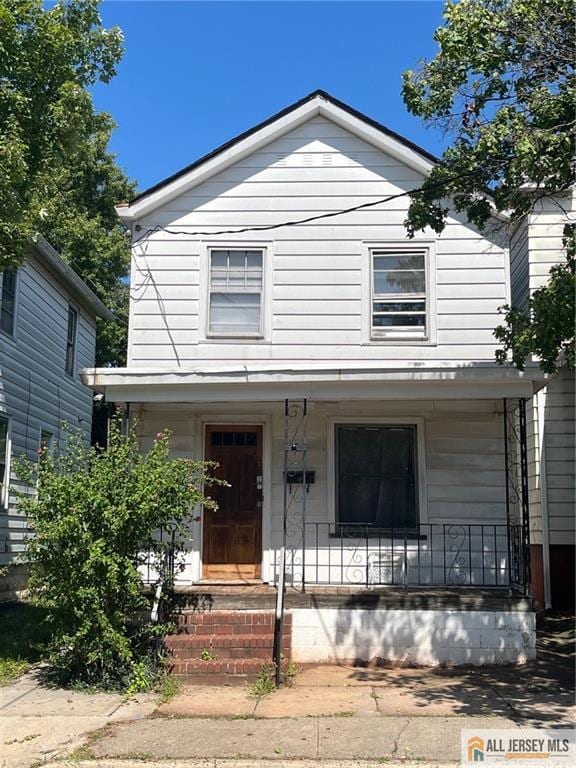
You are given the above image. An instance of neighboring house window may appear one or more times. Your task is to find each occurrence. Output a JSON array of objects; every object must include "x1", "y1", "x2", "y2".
[
  {"x1": 40, "y1": 429, "x2": 54, "y2": 453},
  {"x1": 65, "y1": 305, "x2": 78, "y2": 375},
  {"x1": 208, "y1": 249, "x2": 263, "y2": 335},
  {"x1": 0, "y1": 416, "x2": 9, "y2": 510},
  {"x1": 336, "y1": 424, "x2": 418, "y2": 529},
  {"x1": 0, "y1": 267, "x2": 17, "y2": 336},
  {"x1": 371, "y1": 248, "x2": 427, "y2": 338}
]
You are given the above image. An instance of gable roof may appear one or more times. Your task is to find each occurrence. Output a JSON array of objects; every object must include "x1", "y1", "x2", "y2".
[
  {"x1": 33, "y1": 237, "x2": 114, "y2": 322},
  {"x1": 117, "y1": 89, "x2": 439, "y2": 222}
]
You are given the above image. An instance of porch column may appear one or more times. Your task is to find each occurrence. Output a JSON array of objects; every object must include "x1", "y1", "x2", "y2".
[{"x1": 503, "y1": 397, "x2": 531, "y2": 594}]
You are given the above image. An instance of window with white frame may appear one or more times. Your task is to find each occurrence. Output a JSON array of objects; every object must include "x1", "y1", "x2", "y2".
[
  {"x1": 371, "y1": 248, "x2": 427, "y2": 338},
  {"x1": 208, "y1": 249, "x2": 263, "y2": 335},
  {"x1": 0, "y1": 415, "x2": 9, "y2": 510},
  {"x1": 0, "y1": 267, "x2": 17, "y2": 336}
]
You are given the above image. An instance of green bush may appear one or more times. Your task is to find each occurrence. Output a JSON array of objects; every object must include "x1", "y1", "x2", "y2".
[{"x1": 16, "y1": 420, "x2": 216, "y2": 690}]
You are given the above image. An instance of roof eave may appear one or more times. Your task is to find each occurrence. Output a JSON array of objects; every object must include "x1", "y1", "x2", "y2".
[{"x1": 33, "y1": 238, "x2": 115, "y2": 322}]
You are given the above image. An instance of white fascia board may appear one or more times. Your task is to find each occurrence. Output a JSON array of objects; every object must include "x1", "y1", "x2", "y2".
[
  {"x1": 117, "y1": 99, "x2": 323, "y2": 222},
  {"x1": 81, "y1": 362, "x2": 548, "y2": 394},
  {"x1": 96, "y1": 380, "x2": 536, "y2": 404}
]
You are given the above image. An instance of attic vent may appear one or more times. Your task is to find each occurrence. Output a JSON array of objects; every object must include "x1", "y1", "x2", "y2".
[
  {"x1": 321, "y1": 154, "x2": 333, "y2": 166},
  {"x1": 303, "y1": 154, "x2": 314, "y2": 166}
]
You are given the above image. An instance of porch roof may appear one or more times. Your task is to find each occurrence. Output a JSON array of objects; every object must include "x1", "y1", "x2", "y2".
[{"x1": 81, "y1": 361, "x2": 548, "y2": 403}]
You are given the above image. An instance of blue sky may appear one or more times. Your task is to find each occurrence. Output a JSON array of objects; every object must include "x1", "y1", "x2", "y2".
[{"x1": 92, "y1": 1, "x2": 447, "y2": 193}]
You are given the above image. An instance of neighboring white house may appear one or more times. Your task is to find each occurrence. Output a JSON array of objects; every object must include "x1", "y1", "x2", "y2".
[
  {"x1": 83, "y1": 91, "x2": 549, "y2": 668},
  {"x1": 510, "y1": 193, "x2": 575, "y2": 611},
  {"x1": 0, "y1": 238, "x2": 113, "y2": 580}
]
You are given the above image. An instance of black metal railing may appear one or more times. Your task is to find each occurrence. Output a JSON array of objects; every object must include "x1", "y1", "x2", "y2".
[{"x1": 284, "y1": 522, "x2": 528, "y2": 592}]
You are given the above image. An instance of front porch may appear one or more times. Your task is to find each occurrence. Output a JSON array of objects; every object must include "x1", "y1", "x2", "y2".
[
  {"x1": 87, "y1": 366, "x2": 540, "y2": 670},
  {"x1": 134, "y1": 393, "x2": 531, "y2": 595}
]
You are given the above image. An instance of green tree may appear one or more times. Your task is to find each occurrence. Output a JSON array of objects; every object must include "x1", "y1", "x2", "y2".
[
  {"x1": 0, "y1": 0, "x2": 133, "y2": 365},
  {"x1": 402, "y1": 0, "x2": 575, "y2": 372},
  {"x1": 16, "y1": 422, "x2": 217, "y2": 690}
]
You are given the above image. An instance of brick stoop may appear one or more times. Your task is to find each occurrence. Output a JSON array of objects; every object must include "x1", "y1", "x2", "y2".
[{"x1": 165, "y1": 611, "x2": 292, "y2": 685}]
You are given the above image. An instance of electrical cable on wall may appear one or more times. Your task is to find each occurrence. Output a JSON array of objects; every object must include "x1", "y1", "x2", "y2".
[{"x1": 130, "y1": 170, "x2": 478, "y2": 246}]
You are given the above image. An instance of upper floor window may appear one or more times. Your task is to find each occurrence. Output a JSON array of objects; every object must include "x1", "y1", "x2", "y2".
[
  {"x1": 371, "y1": 248, "x2": 427, "y2": 339},
  {"x1": 65, "y1": 305, "x2": 78, "y2": 376},
  {"x1": 208, "y1": 249, "x2": 263, "y2": 336},
  {"x1": 0, "y1": 415, "x2": 9, "y2": 510},
  {"x1": 0, "y1": 267, "x2": 17, "y2": 336}
]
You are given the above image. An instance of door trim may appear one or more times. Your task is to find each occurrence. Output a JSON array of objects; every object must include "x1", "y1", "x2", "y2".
[{"x1": 199, "y1": 417, "x2": 271, "y2": 582}]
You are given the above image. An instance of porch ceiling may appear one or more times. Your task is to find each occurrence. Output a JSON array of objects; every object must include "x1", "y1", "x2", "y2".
[{"x1": 81, "y1": 362, "x2": 547, "y2": 403}]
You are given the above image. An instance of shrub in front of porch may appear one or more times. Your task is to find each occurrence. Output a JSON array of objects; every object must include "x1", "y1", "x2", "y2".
[{"x1": 15, "y1": 420, "x2": 216, "y2": 691}]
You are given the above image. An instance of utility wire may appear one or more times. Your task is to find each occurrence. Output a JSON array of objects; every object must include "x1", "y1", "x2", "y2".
[{"x1": 131, "y1": 170, "x2": 477, "y2": 247}]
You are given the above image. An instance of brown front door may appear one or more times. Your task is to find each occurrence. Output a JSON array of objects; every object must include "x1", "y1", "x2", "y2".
[{"x1": 203, "y1": 425, "x2": 263, "y2": 580}]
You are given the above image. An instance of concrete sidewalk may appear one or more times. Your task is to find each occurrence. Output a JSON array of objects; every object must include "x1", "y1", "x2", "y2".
[
  {"x1": 1, "y1": 613, "x2": 574, "y2": 768},
  {"x1": 0, "y1": 670, "x2": 157, "y2": 768}
]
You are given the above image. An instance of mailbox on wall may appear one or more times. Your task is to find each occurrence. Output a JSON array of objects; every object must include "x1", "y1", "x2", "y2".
[{"x1": 284, "y1": 470, "x2": 316, "y2": 492}]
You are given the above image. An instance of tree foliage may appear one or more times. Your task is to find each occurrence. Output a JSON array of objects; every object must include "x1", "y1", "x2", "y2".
[
  {"x1": 0, "y1": 0, "x2": 133, "y2": 365},
  {"x1": 402, "y1": 0, "x2": 575, "y2": 371},
  {"x1": 15, "y1": 423, "x2": 217, "y2": 690}
]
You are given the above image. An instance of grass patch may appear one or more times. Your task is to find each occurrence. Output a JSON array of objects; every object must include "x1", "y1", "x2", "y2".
[{"x1": 0, "y1": 602, "x2": 52, "y2": 686}]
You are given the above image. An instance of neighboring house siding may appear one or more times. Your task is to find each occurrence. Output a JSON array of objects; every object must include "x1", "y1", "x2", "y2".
[
  {"x1": 128, "y1": 116, "x2": 509, "y2": 366},
  {"x1": 509, "y1": 193, "x2": 575, "y2": 607},
  {"x1": 0, "y1": 253, "x2": 96, "y2": 565}
]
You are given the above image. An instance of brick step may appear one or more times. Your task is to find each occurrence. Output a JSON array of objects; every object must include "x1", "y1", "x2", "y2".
[
  {"x1": 165, "y1": 634, "x2": 289, "y2": 660},
  {"x1": 168, "y1": 657, "x2": 274, "y2": 686},
  {"x1": 174, "y1": 610, "x2": 291, "y2": 637}
]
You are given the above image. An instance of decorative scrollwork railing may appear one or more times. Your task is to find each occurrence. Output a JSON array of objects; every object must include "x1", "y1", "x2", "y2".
[{"x1": 288, "y1": 522, "x2": 525, "y2": 590}]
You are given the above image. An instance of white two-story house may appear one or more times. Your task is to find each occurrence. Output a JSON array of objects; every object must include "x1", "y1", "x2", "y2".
[{"x1": 83, "y1": 91, "x2": 548, "y2": 669}]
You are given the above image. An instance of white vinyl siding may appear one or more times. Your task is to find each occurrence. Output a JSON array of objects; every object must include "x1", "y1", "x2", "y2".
[{"x1": 128, "y1": 116, "x2": 508, "y2": 366}]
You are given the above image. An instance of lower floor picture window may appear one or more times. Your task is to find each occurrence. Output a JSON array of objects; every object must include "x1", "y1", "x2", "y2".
[{"x1": 336, "y1": 424, "x2": 418, "y2": 529}]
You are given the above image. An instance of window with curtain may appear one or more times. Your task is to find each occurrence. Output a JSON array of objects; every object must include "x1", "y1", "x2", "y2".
[
  {"x1": 209, "y1": 249, "x2": 263, "y2": 335},
  {"x1": 336, "y1": 424, "x2": 418, "y2": 530},
  {"x1": 371, "y1": 248, "x2": 427, "y2": 338},
  {"x1": 0, "y1": 267, "x2": 17, "y2": 336}
]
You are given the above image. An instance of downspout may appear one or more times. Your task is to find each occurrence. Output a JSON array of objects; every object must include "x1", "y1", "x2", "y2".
[{"x1": 536, "y1": 390, "x2": 552, "y2": 609}]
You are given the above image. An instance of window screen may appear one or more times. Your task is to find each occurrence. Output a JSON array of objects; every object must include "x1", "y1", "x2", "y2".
[{"x1": 372, "y1": 249, "x2": 427, "y2": 336}]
